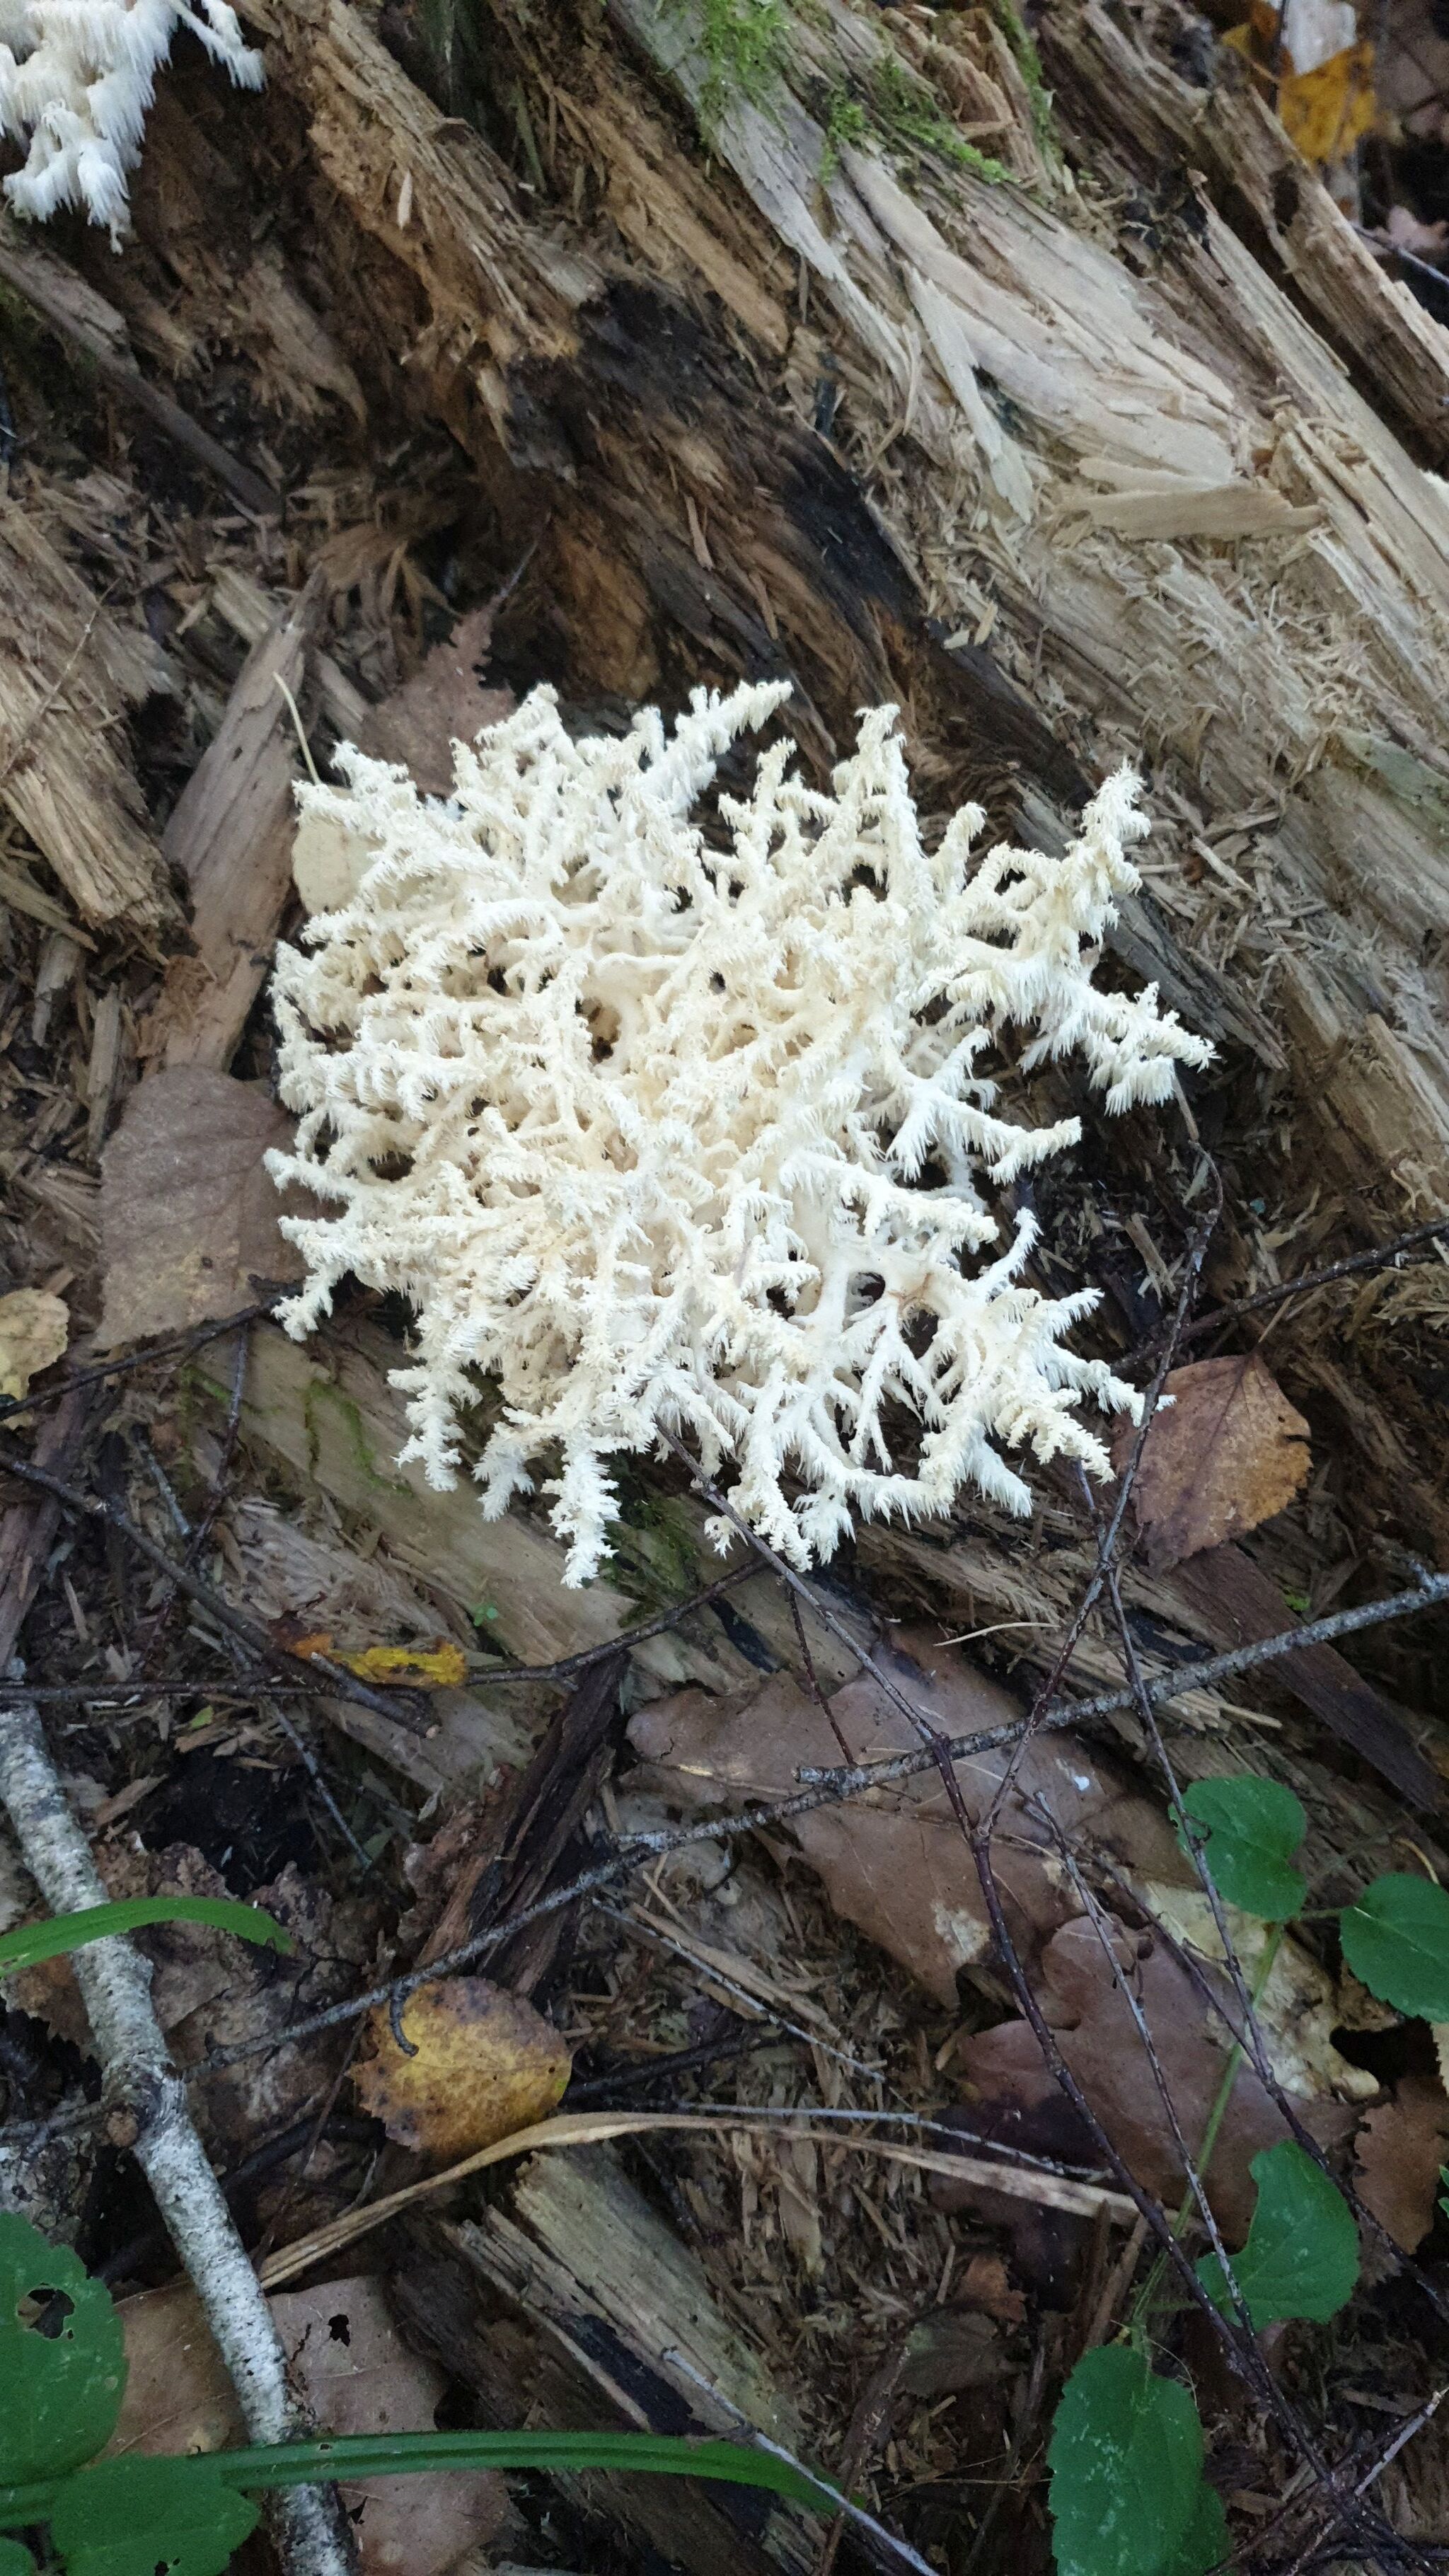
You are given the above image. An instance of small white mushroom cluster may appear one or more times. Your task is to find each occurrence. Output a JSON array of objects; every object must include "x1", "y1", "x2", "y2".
[
  {"x1": 0, "y1": 0, "x2": 261, "y2": 238},
  {"x1": 268, "y1": 683, "x2": 1211, "y2": 1584}
]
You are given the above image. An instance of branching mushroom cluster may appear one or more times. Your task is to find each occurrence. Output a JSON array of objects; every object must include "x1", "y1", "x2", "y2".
[
  {"x1": 268, "y1": 683, "x2": 1211, "y2": 1583},
  {"x1": 0, "y1": 0, "x2": 261, "y2": 236}
]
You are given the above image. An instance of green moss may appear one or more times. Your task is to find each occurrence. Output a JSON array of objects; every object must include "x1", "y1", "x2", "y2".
[
  {"x1": 870, "y1": 52, "x2": 1011, "y2": 180},
  {"x1": 984, "y1": 0, "x2": 1056, "y2": 153},
  {"x1": 600, "y1": 1469, "x2": 704, "y2": 1612},
  {"x1": 819, "y1": 55, "x2": 1012, "y2": 186},
  {"x1": 819, "y1": 86, "x2": 868, "y2": 183},
  {"x1": 695, "y1": 0, "x2": 790, "y2": 122},
  {"x1": 301, "y1": 1380, "x2": 412, "y2": 1497}
]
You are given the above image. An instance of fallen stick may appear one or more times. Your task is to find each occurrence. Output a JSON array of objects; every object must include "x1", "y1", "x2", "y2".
[{"x1": 0, "y1": 1692, "x2": 354, "y2": 2576}]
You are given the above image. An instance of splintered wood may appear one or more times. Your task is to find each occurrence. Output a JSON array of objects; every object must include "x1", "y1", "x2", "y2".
[{"x1": 0, "y1": 507, "x2": 171, "y2": 930}]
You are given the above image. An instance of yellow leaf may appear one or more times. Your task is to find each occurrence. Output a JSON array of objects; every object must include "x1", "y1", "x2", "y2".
[
  {"x1": 1278, "y1": 40, "x2": 1375, "y2": 164},
  {"x1": 340, "y1": 1641, "x2": 468, "y2": 1689},
  {"x1": 1220, "y1": 17, "x2": 1375, "y2": 164},
  {"x1": 288, "y1": 1635, "x2": 468, "y2": 1689},
  {"x1": 0, "y1": 1289, "x2": 69, "y2": 1401},
  {"x1": 354, "y1": 1977, "x2": 572, "y2": 2161}
]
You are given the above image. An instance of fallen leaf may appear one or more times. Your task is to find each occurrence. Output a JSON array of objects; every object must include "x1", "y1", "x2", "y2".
[
  {"x1": 959, "y1": 2253, "x2": 1027, "y2": 2324},
  {"x1": 354, "y1": 1976, "x2": 571, "y2": 2160},
  {"x1": 627, "y1": 1629, "x2": 1184, "y2": 2007},
  {"x1": 896, "y1": 2307, "x2": 1002, "y2": 2396},
  {"x1": 0, "y1": 1288, "x2": 68, "y2": 1399},
  {"x1": 110, "y1": 2277, "x2": 505, "y2": 2576},
  {"x1": 358, "y1": 608, "x2": 514, "y2": 799},
  {"x1": 1356, "y1": 2074, "x2": 1449, "y2": 2250},
  {"x1": 107, "y1": 2282, "x2": 237, "y2": 2459},
  {"x1": 1118, "y1": 1352, "x2": 1311, "y2": 1571},
  {"x1": 98, "y1": 1070, "x2": 308, "y2": 1346},
  {"x1": 8, "y1": 1845, "x2": 378, "y2": 2160},
  {"x1": 950, "y1": 1915, "x2": 1355, "y2": 2236},
  {"x1": 1138, "y1": 1879, "x2": 1375, "y2": 2105},
  {"x1": 292, "y1": 1632, "x2": 468, "y2": 1690}
]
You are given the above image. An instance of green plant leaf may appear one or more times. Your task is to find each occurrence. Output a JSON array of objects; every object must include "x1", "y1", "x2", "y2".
[
  {"x1": 1339, "y1": 1875, "x2": 1449, "y2": 2021},
  {"x1": 0, "y1": 2215, "x2": 126, "y2": 2485},
  {"x1": 0, "y1": 2431, "x2": 835, "y2": 2535},
  {"x1": 1162, "y1": 2477, "x2": 1228, "y2": 2576},
  {"x1": 1179, "y1": 1777, "x2": 1307, "y2": 1920},
  {"x1": 0, "y1": 2541, "x2": 37, "y2": 2574},
  {"x1": 1048, "y1": 2347, "x2": 1205, "y2": 2576},
  {"x1": 1197, "y1": 2139, "x2": 1357, "y2": 2327},
  {"x1": 0, "y1": 1898, "x2": 291, "y2": 1977},
  {"x1": 50, "y1": 2461, "x2": 260, "y2": 2576}
]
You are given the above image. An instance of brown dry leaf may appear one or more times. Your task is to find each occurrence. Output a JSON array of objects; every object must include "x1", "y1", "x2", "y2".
[
  {"x1": 355, "y1": 1975, "x2": 571, "y2": 2159},
  {"x1": 1118, "y1": 1351, "x2": 1311, "y2": 1571},
  {"x1": 952, "y1": 1916, "x2": 1355, "y2": 2236},
  {"x1": 627, "y1": 1629, "x2": 1184, "y2": 2006},
  {"x1": 959, "y1": 2253, "x2": 1027, "y2": 2324},
  {"x1": 1353, "y1": 2073, "x2": 1449, "y2": 2251},
  {"x1": 110, "y1": 2277, "x2": 504, "y2": 2576},
  {"x1": 108, "y1": 2282, "x2": 238, "y2": 2459},
  {"x1": 0, "y1": 1286, "x2": 68, "y2": 1397},
  {"x1": 99, "y1": 1068, "x2": 308, "y2": 1346},
  {"x1": 8, "y1": 1844, "x2": 377, "y2": 2158},
  {"x1": 358, "y1": 607, "x2": 514, "y2": 797}
]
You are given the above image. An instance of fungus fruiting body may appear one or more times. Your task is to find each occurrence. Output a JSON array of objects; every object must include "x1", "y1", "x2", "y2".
[
  {"x1": 268, "y1": 683, "x2": 1210, "y2": 1583},
  {"x1": 0, "y1": 0, "x2": 261, "y2": 237}
]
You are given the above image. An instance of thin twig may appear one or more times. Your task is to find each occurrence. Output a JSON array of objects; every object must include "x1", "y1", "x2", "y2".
[
  {"x1": 0, "y1": 1693, "x2": 352, "y2": 2576},
  {"x1": 981, "y1": 1177, "x2": 1220, "y2": 1837},
  {"x1": 0, "y1": 1301, "x2": 282, "y2": 1431},
  {"x1": 0, "y1": 1435, "x2": 430, "y2": 1736},
  {"x1": 144, "y1": 1559, "x2": 1449, "y2": 2088},
  {"x1": 1127, "y1": 1215, "x2": 1449, "y2": 1364}
]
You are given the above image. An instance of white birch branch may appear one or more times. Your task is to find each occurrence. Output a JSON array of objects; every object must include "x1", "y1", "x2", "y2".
[{"x1": 0, "y1": 1693, "x2": 354, "y2": 2576}]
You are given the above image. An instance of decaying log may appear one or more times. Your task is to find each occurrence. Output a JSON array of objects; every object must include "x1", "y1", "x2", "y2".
[
  {"x1": 391, "y1": 2149, "x2": 816, "y2": 2576},
  {"x1": 0, "y1": 214, "x2": 279, "y2": 516},
  {"x1": 233, "y1": 1318, "x2": 864, "y2": 1694},
  {"x1": 0, "y1": 500, "x2": 173, "y2": 932},
  {"x1": 232, "y1": 0, "x2": 1449, "y2": 1218}
]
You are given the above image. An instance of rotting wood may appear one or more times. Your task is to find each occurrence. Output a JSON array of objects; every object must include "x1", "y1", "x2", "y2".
[
  {"x1": 402, "y1": 2148, "x2": 819, "y2": 2576},
  {"x1": 417, "y1": 1651, "x2": 628, "y2": 1994},
  {"x1": 231, "y1": 1320, "x2": 865, "y2": 1692},
  {"x1": 0, "y1": 500, "x2": 172, "y2": 931},
  {"x1": 0, "y1": 214, "x2": 279, "y2": 517},
  {"x1": 238, "y1": 0, "x2": 1449, "y2": 1207},
  {"x1": 148, "y1": 570, "x2": 330, "y2": 1073},
  {"x1": 1037, "y1": 0, "x2": 1449, "y2": 468}
]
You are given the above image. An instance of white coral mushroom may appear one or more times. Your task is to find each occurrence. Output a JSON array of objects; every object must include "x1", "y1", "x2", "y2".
[
  {"x1": 0, "y1": 0, "x2": 262, "y2": 239},
  {"x1": 267, "y1": 683, "x2": 1211, "y2": 1584}
]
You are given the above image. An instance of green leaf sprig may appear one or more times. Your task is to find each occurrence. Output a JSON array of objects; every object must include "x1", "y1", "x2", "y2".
[{"x1": 1050, "y1": 1767, "x2": 1449, "y2": 2576}]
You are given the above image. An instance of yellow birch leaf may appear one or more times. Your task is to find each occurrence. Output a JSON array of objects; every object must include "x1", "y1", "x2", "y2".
[{"x1": 355, "y1": 1977, "x2": 572, "y2": 2160}]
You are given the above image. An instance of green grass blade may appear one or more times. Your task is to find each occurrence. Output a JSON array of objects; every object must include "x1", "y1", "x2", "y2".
[
  {"x1": 0, "y1": 2430, "x2": 833, "y2": 2529},
  {"x1": 0, "y1": 1899, "x2": 291, "y2": 1975}
]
